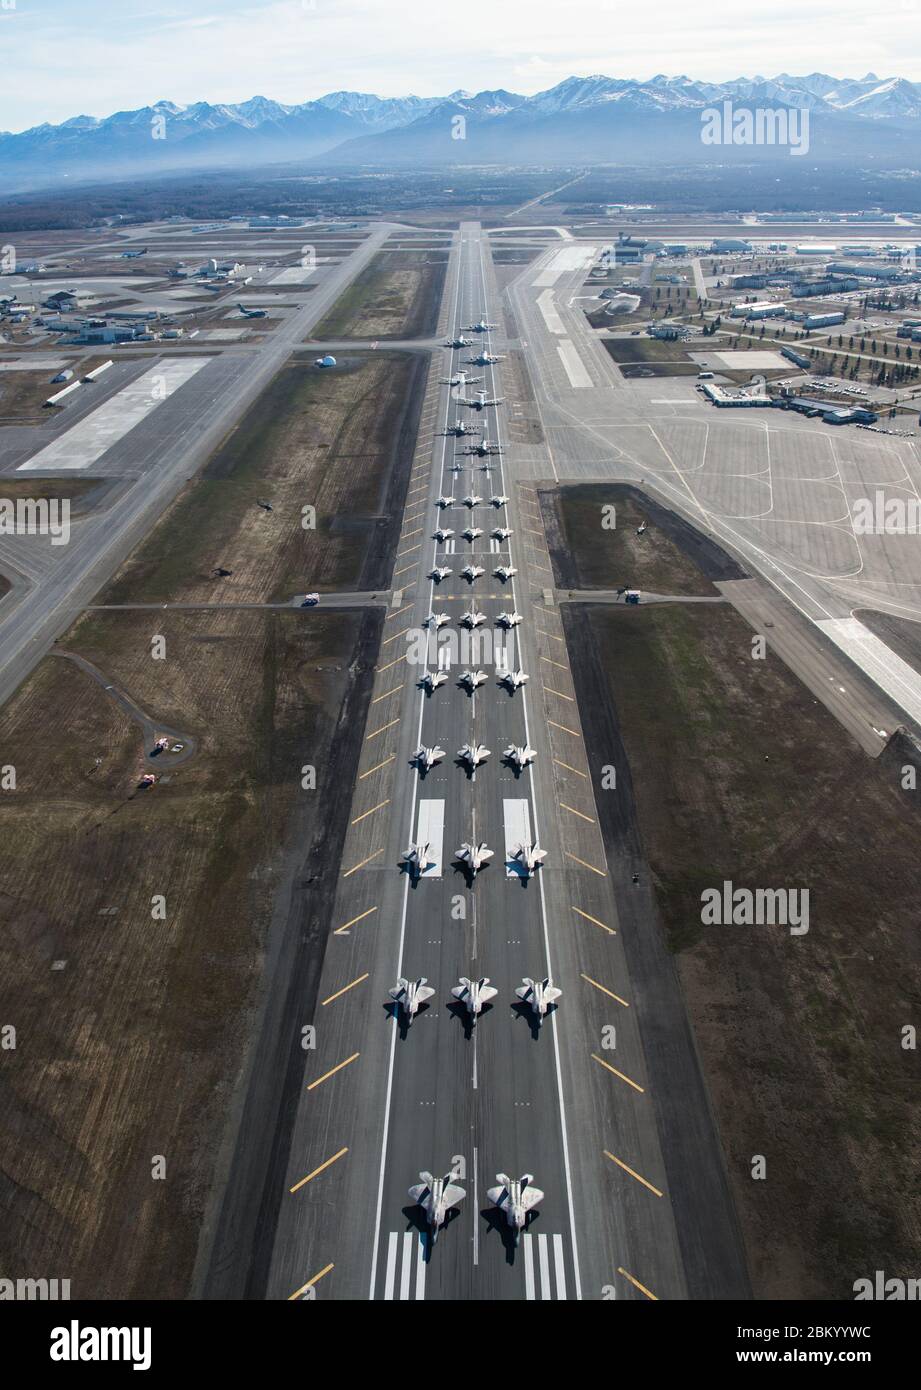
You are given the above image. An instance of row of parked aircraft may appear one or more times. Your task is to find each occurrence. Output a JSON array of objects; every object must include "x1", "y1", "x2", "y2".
[
  {"x1": 402, "y1": 838, "x2": 547, "y2": 878},
  {"x1": 411, "y1": 742, "x2": 536, "y2": 772},
  {"x1": 410, "y1": 1169, "x2": 546, "y2": 1246},
  {"x1": 390, "y1": 975, "x2": 560, "y2": 1029}
]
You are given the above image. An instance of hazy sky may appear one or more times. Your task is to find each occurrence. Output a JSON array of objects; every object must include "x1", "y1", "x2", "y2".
[{"x1": 2, "y1": 0, "x2": 920, "y2": 132}]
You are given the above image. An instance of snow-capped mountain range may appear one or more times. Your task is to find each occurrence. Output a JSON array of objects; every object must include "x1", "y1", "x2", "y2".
[{"x1": 3, "y1": 73, "x2": 921, "y2": 190}]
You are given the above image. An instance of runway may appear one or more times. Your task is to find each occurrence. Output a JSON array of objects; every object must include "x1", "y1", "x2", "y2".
[{"x1": 259, "y1": 225, "x2": 748, "y2": 1302}]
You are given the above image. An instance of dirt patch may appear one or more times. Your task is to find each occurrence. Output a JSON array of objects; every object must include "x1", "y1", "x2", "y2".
[
  {"x1": 539, "y1": 482, "x2": 745, "y2": 594},
  {"x1": 101, "y1": 352, "x2": 427, "y2": 605},
  {"x1": 0, "y1": 605, "x2": 375, "y2": 1298},
  {"x1": 311, "y1": 248, "x2": 448, "y2": 340},
  {"x1": 565, "y1": 593, "x2": 921, "y2": 1299}
]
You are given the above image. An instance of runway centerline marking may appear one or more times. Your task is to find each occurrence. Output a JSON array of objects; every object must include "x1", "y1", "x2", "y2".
[
  {"x1": 290, "y1": 1146, "x2": 349, "y2": 1194},
  {"x1": 343, "y1": 848, "x2": 384, "y2": 877},
  {"x1": 617, "y1": 1267, "x2": 658, "y2": 1300},
  {"x1": 287, "y1": 1264, "x2": 335, "y2": 1300},
  {"x1": 572, "y1": 906, "x2": 616, "y2": 935},
  {"x1": 308, "y1": 1053, "x2": 361, "y2": 1091},
  {"x1": 603, "y1": 1150, "x2": 663, "y2": 1197},
  {"x1": 581, "y1": 973, "x2": 629, "y2": 1007},
  {"x1": 592, "y1": 1053, "x2": 644, "y2": 1093},
  {"x1": 322, "y1": 973, "x2": 370, "y2": 1005}
]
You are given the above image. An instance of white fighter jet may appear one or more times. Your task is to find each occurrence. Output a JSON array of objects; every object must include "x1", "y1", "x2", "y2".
[
  {"x1": 462, "y1": 494, "x2": 483, "y2": 509},
  {"x1": 445, "y1": 334, "x2": 472, "y2": 348},
  {"x1": 515, "y1": 977, "x2": 562, "y2": 1027},
  {"x1": 499, "y1": 667, "x2": 529, "y2": 691},
  {"x1": 459, "y1": 669, "x2": 488, "y2": 692},
  {"x1": 408, "y1": 1171, "x2": 466, "y2": 1242},
  {"x1": 451, "y1": 976, "x2": 498, "y2": 1021},
  {"x1": 389, "y1": 977, "x2": 436, "y2": 1024},
  {"x1": 462, "y1": 526, "x2": 483, "y2": 542},
  {"x1": 425, "y1": 612, "x2": 450, "y2": 630},
  {"x1": 513, "y1": 841, "x2": 547, "y2": 876},
  {"x1": 487, "y1": 1173, "x2": 544, "y2": 1245},
  {"x1": 463, "y1": 317, "x2": 498, "y2": 333},
  {"x1": 497, "y1": 611, "x2": 523, "y2": 628},
  {"x1": 456, "y1": 842, "x2": 494, "y2": 877},
  {"x1": 494, "y1": 564, "x2": 518, "y2": 582},
  {"x1": 402, "y1": 843, "x2": 434, "y2": 876},
  {"x1": 444, "y1": 418, "x2": 480, "y2": 437},
  {"x1": 460, "y1": 435, "x2": 501, "y2": 457},
  {"x1": 492, "y1": 526, "x2": 513, "y2": 542},
  {"x1": 504, "y1": 744, "x2": 537, "y2": 771},
  {"x1": 433, "y1": 527, "x2": 454, "y2": 544},
  {"x1": 467, "y1": 349, "x2": 505, "y2": 365},
  {"x1": 461, "y1": 564, "x2": 485, "y2": 583},
  {"x1": 449, "y1": 459, "x2": 466, "y2": 473},
  {"x1": 412, "y1": 745, "x2": 446, "y2": 772},
  {"x1": 435, "y1": 495, "x2": 455, "y2": 509},
  {"x1": 419, "y1": 669, "x2": 449, "y2": 694},
  {"x1": 457, "y1": 742, "x2": 490, "y2": 769},
  {"x1": 461, "y1": 609, "x2": 488, "y2": 629},
  {"x1": 491, "y1": 494, "x2": 510, "y2": 508},
  {"x1": 429, "y1": 565, "x2": 452, "y2": 582}
]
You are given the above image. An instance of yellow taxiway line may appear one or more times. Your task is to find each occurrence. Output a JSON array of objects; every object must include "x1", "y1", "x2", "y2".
[
  {"x1": 290, "y1": 1148, "x2": 349, "y2": 1194},
  {"x1": 333, "y1": 906, "x2": 377, "y2": 936},
  {"x1": 321, "y1": 973, "x2": 370, "y2": 1006},
  {"x1": 592, "y1": 1053, "x2": 644, "y2": 1094},
  {"x1": 572, "y1": 905, "x2": 616, "y2": 935},
  {"x1": 603, "y1": 1150, "x2": 663, "y2": 1198},
  {"x1": 617, "y1": 1267, "x2": 658, "y2": 1301},
  {"x1": 308, "y1": 1053, "x2": 360, "y2": 1091},
  {"x1": 342, "y1": 848, "x2": 384, "y2": 878},
  {"x1": 565, "y1": 850, "x2": 607, "y2": 877},
  {"x1": 351, "y1": 798, "x2": 390, "y2": 825},
  {"x1": 288, "y1": 1264, "x2": 335, "y2": 1300},
  {"x1": 581, "y1": 973, "x2": 628, "y2": 1007}
]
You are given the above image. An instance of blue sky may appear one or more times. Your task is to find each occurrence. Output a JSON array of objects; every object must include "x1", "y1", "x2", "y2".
[{"x1": 1, "y1": 0, "x2": 920, "y2": 132}]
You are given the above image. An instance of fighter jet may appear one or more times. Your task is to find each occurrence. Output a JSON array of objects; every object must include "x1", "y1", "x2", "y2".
[
  {"x1": 462, "y1": 493, "x2": 483, "y2": 509},
  {"x1": 408, "y1": 1171, "x2": 466, "y2": 1242},
  {"x1": 461, "y1": 564, "x2": 485, "y2": 583},
  {"x1": 492, "y1": 526, "x2": 513, "y2": 542},
  {"x1": 499, "y1": 667, "x2": 529, "y2": 690},
  {"x1": 466, "y1": 349, "x2": 505, "y2": 365},
  {"x1": 497, "y1": 611, "x2": 523, "y2": 629},
  {"x1": 494, "y1": 564, "x2": 518, "y2": 582},
  {"x1": 487, "y1": 1173, "x2": 544, "y2": 1245},
  {"x1": 433, "y1": 527, "x2": 454, "y2": 543},
  {"x1": 412, "y1": 745, "x2": 446, "y2": 772},
  {"x1": 445, "y1": 334, "x2": 472, "y2": 348},
  {"x1": 449, "y1": 459, "x2": 466, "y2": 473},
  {"x1": 429, "y1": 565, "x2": 452, "y2": 582},
  {"x1": 515, "y1": 977, "x2": 562, "y2": 1027},
  {"x1": 435, "y1": 495, "x2": 455, "y2": 509},
  {"x1": 457, "y1": 742, "x2": 490, "y2": 769},
  {"x1": 504, "y1": 744, "x2": 537, "y2": 771},
  {"x1": 389, "y1": 977, "x2": 436, "y2": 1024},
  {"x1": 443, "y1": 419, "x2": 480, "y2": 437},
  {"x1": 461, "y1": 609, "x2": 488, "y2": 629},
  {"x1": 402, "y1": 843, "x2": 434, "y2": 877},
  {"x1": 419, "y1": 669, "x2": 449, "y2": 693},
  {"x1": 456, "y1": 842, "x2": 494, "y2": 877},
  {"x1": 458, "y1": 390, "x2": 504, "y2": 411},
  {"x1": 636, "y1": 521, "x2": 648, "y2": 536},
  {"x1": 463, "y1": 317, "x2": 498, "y2": 333},
  {"x1": 513, "y1": 841, "x2": 547, "y2": 876},
  {"x1": 491, "y1": 494, "x2": 510, "y2": 508},
  {"x1": 425, "y1": 612, "x2": 450, "y2": 630},
  {"x1": 459, "y1": 669, "x2": 488, "y2": 692},
  {"x1": 462, "y1": 526, "x2": 483, "y2": 542},
  {"x1": 451, "y1": 976, "x2": 498, "y2": 1022}
]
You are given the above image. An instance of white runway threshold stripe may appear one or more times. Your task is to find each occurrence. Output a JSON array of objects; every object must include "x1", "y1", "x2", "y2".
[
  {"x1": 816, "y1": 616, "x2": 921, "y2": 729},
  {"x1": 383, "y1": 1231, "x2": 427, "y2": 1300},
  {"x1": 556, "y1": 339, "x2": 593, "y2": 389},
  {"x1": 537, "y1": 289, "x2": 565, "y2": 335},
  {"x1": 17, "y1": 358, "x2": 211, "y2": 471},
  {"x1": 503, "y1": 797, "x2": 532, "y2": 877},
  {"x1": 416, "y1": 799, "x2": 445, "y2": 878},
  {"x1": 523, "y1": 1234, "x2": 568, "y2": 1299}
]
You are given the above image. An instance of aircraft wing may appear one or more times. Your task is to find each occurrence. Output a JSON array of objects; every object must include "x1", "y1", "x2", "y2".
[
  {"x1": 408, "y1": 1180, "x2": 432, "y2": 1203},
  {"x1": 480, "y1": 985, "x2": 499, "y2": 1003},
  {"x1": 443, "y1": 1182, "x2": 466, "y2": 1209},
  {"x1": 521, "y1": 1184, "x2": 545, "y2": 1210},
  {"x1": 416, "y1": 984, "x2": 436, "y2": 1003},
  {"x1": 544, "y1": 986, "x2": 563, "y2": 1003}
]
